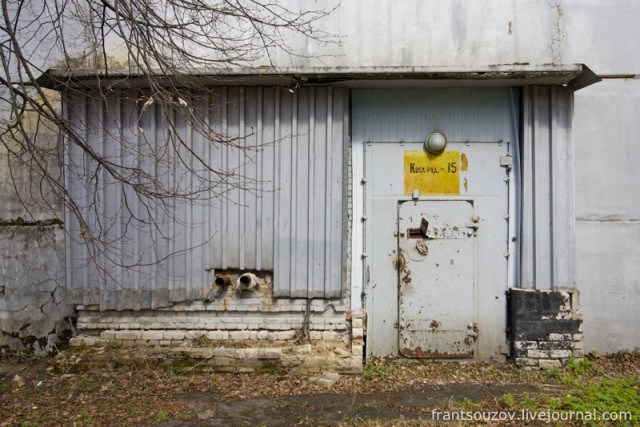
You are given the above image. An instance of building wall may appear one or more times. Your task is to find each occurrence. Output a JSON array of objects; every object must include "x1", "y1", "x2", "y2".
[
  {"x1": 574, "y1": 79, "x2": 640, "y2": 354},
  {"x1": 0, "y1": 100, "x2": 75, "y2": 354},
  {"x1": 562, "y1": 1, "x2": 640, "y2": 354},
  {"x1": 352, "y1": 88, "x2": 515, "y2": 360},
  {"x1": 64, "y1": 86, "x2": 348, "y2": 309},
  {"x1": 2, "y1": 0, "x2": 640, "y2": 355}
]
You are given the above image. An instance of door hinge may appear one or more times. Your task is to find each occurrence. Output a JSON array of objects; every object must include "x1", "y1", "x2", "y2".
[{"x1": 500, "y1": 155, "x2": 513, "y2": 168}]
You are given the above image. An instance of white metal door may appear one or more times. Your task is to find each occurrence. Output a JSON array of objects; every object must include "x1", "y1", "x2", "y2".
[{"x1": 398, "y1": 200, "x2": 477, "y2": 358}]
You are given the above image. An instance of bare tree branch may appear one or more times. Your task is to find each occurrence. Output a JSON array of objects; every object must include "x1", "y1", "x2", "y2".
[{"x1": 0, "y1": 0, "x2": 338, "y2": 277}]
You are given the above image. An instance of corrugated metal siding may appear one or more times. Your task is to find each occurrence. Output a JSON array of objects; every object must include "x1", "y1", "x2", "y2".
[
  {"x1": 520, "y1": 86, "x2": 575, "y2": 290},
  {"x1": 64, "y1": 87, "x2": 347, "y2": 309},
  {"x1": 352, "y1": 88, "x2": 514, "y2": 143}
]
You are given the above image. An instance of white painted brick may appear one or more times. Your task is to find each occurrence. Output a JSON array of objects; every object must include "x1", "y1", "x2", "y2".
[
  {"x1": 221, "y1": 317, "x2": 244, "y2": 324},
  {"x1": 271, "y1": 324, "x2": 292, "y2": 331},
  {"x1": 527, "y1": 349, "x2": 550, "y2": 358},
  {"x1": 140, "y1": 331, "x2": 164, "y2": 341},
  {"x1": 83, "y1": 337, "x2": 98, "y2": 346},
  {"x1": 352, "y1": 319, "x2": 363, "y2": 329},
  {"x1": 352, "y1": 345, "x2": 364, "y2": 357},
  {"x1": 182, "y1": 330, "x2": 198, "y2": 338},
  {"x1": 163, "y1": 331, "x2": 186, "y2": 340},
  {"x1": 539, "y1": 359, "x2": 562, "y2": 369},
  {"x1": 352, "y1": 309, "x2": 366, "y2": 320},
  {"x1": 352, "y1": 328, "x2": 364, "y2": 339},
  {"x1": 118, "y1": 323, "x2": 137, "y2": 329},
  {"x1": 206, "y1": 331, "x2": 229, "y2": 340},
  {"x1": 549, "y1": 350, "x2": 572, "y2": 358},
  {"x1": 69, "y1": 337, "x2": 83, "y2": 347},
  {"x1": 158, "y1": 340, "x2": 173, "y2": 346},
  {"x1": 273, "y1": 331, "x2": 295, "y2": 340},
  {"x1": 147, "y1": 323, "x2": 166, "y2": 329},
  {"x1": 257, "y1": 331, "x2": 269, "y2": 340},
  {"x1": 115, "y1": 331, "x2": 142, "y2": 340},
  {"x1": 322, "y1": 331, "x2": 341, "y2": 340},
  {"x1": 100, "y1": 330, "x2": 117, "y2": 339},
  {"x1": 257, "y1": 348, "x2": 283, "y2": 360},
  {"x1": 548, "y1": 333, "x2": 572, "y2": 341},
  {"x1": 230, "y1": 331, "x2": 251, "y2": 340},
  {"x1": 80, "y1": 322, "x2": 100, "y2": 329}
]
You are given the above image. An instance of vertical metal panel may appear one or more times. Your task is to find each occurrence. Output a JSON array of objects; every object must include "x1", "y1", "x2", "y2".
[
  {"x1": 353, "y1": 88, "x2": 514, "y2": 359},
  {"x1": 272, "y1": 87, "x2": 347, "y2": 298},
  {"x1": 64, "y1": 86, "x2": 347, "y2": 309},
  {"x1": 352, "y1": 88, "x2": 513, "y2": 143},
  {"x1": 521, "y1": 86, "x2": 574, "y2": 290}
]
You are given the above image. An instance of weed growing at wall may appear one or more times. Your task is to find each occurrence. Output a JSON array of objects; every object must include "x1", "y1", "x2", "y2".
[{"x1": 362, "y1": 363, "x2": 388, "y2": 381}]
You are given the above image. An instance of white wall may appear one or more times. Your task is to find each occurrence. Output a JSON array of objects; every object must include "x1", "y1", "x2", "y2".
[
  {"x1": 574, "y1": 79, "x2": 640, "y2": 354},
  {"x1": 563, "y1": 1, "x2": 640, "y2": 354},
  {"x1": 3, "y1": 0, "x2": 639, "y2": 353}
]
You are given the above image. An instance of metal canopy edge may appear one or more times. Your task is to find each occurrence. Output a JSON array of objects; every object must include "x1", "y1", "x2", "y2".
[{"x1": 37, "y1": 64, "x2": 591, "y2": 91}]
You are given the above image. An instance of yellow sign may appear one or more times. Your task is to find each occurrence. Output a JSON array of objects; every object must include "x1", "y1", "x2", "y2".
[{"x1": 404, "y1": 150, "x2": 460, "y2": 195}]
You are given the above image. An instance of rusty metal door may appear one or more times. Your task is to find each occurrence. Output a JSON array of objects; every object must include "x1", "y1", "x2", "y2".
[{"x1": 398, "y1": 200, "x2": 477, "y2": 358}]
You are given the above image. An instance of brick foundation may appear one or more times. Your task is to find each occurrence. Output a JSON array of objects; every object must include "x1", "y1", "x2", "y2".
[
  {"x1": 508, "y1": 288, "x2": 583, "y2": 368},
  {"x1": 70, "y1": 309, "x2": 366, "y2": 373}
]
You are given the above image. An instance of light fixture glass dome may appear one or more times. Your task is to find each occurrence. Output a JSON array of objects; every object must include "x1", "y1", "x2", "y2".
[{"x1": 425, "y1": 131, "x2": 447, "y2": 153}]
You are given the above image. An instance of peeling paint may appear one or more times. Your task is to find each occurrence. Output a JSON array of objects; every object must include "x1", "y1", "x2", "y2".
[
  {"x1": 549, "y1": 0, "x2": 565, "y2": 64},
  {"x1": 0, "y1": 225, "x2": 75, "y2": 354}
]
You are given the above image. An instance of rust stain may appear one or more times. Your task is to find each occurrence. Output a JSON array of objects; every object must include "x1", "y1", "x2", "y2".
[
  {"x1": 464, "y1": 337, "x2": 472, "y2": 346},
  {"x1": 223, "y1": 299, "x2": 228, "y2": 311},
  {"x1": 397, "y1": 251, "x2": 412, "y2": 284},
  {"x1": 429, "y1": 320, "x2": 441, "y2": 330},
  {"x1": 401, "y1": 347, "x2": 473, "y2": 358},
  {"x1": 402, "y1": 271, "x2": 412, "y2": 284},
  {"x1": 395, "y1": 253, "x2": 406, "y2": 271},
  {"x1": 461, "y1": 153, "x2": 469, "y2": 171},
  {"x1": 463, "y1": 177, "x2": 468, "y2": 192}
]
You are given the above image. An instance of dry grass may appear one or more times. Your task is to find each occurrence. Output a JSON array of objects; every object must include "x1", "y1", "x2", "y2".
[{"x1": 1, "y1": 349, "x2": 638, "y2": 426}]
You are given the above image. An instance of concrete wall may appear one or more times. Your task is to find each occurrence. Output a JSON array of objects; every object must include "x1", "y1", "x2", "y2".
[
  {"x1": 563, "y1": 1, "x2": 640, "y2": 354},
  {"x1": 574, "y1": 79, "x2": 640, "y2": 354},
  {"x1": 0, "y1": 224, "x2": 74, "y2": 354},
  {"x1": 0, "y1": 99, "x2": 75, "y2": 354}
]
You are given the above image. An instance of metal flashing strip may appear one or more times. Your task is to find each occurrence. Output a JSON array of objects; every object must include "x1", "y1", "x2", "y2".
[{"x1": 37, "y1": 64, "x2": 589, "y2": 91}]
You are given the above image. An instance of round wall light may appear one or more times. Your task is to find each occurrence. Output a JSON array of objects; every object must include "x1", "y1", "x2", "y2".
[{"x1": 424, "y1": 131, "x2": 448, "y2": 154}]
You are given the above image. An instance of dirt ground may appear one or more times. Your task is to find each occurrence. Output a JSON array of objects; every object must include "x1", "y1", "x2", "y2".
[
  {"x1": 161, "y1": 382, "x2": 543, "y2": 426},
  {"x1": 1, "y1": 348, "x2": 638, "y2": 426}
]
